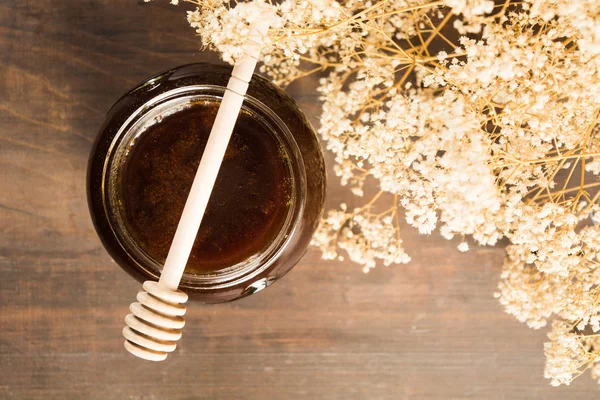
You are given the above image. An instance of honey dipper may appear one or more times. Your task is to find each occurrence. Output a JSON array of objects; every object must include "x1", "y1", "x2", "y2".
[{"x1": 122, "y1": 17, "x2": 272, "y2": 361}]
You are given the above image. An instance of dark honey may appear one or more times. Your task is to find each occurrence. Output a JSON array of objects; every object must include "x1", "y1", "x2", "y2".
[
  {"x1": 88, "y1": 63, "x2": 326, "y2": 301},
  {"x1": 119, "y1": 101, "x2": 292, "y2": 274}
]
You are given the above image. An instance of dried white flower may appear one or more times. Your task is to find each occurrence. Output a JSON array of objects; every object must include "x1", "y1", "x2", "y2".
[{"x1": 544, "y1": 320, "x2": 600, "y2": 386}]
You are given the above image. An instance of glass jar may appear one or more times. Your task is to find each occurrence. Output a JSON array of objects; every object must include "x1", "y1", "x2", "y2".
[{"x1": 87, "y1": 63, "x2": 326, "y2": 303}]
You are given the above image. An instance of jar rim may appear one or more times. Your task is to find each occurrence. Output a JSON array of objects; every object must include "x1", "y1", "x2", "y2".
[{"x1": 101, "y1": 84, "x2": 307, "y2": 291}]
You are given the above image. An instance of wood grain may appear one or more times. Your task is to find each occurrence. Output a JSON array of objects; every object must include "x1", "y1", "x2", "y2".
[{"x1": 0, "y1": 1, "x2": 597, "y2": 399}]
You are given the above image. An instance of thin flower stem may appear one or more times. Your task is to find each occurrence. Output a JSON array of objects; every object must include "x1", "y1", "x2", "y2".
[
  {"x1": 530, "y1": 182, "x2": 600, "y2": 202},
  {"x1": 374, "y1": 1, "x2": 444, "y2": 19},
  {"x1": 498, "y1": 153, "x2": 600, "y2": 167}
]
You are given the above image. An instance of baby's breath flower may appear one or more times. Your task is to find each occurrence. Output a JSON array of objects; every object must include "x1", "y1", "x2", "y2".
[
  {"x1": 457, "y1": 242, "x2": 469, "y2": 252},
  {"x1": 544, "y1": 320, "x2": 600, "y2": 386}
]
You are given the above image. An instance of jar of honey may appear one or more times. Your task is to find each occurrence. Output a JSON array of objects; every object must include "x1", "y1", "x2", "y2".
[{"x1": 88, "y1": 63, "x2": 326, "y2": 302}]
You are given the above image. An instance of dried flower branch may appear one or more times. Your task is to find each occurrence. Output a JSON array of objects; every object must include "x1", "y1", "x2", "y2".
[{"x1": 147, "y1": 0, "x2": 600, "y2": 385}]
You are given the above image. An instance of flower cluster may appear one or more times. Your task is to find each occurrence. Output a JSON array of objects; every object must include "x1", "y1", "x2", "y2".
[
  {"x1": 544, "y1": 320, "x2": 600, "y2": 386},
  {"x1": 149, "y1": 0, "x2": 600, "y2": 385},
  {"x1": 312, "y1": 193, "x2": 411, "y2": 272}
]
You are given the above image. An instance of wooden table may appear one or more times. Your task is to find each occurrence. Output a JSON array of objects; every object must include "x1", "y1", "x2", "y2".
[{"x1": 1, "y1": 1, "x2": 597, "y2": 398}]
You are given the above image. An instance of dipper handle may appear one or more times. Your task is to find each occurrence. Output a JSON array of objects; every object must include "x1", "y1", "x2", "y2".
[{"x1": 123, "y1": 17, "x2": 272, "y2": 361}]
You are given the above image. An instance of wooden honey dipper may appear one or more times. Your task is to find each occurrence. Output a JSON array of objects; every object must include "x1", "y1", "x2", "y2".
[{"x1": 123, "y1": 17, "x2": 272, "y2": 361}]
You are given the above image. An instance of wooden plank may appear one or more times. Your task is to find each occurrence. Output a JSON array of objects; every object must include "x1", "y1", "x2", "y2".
[{"x1": 1, "y1": 0, "x2": 597, "y2": 398}]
